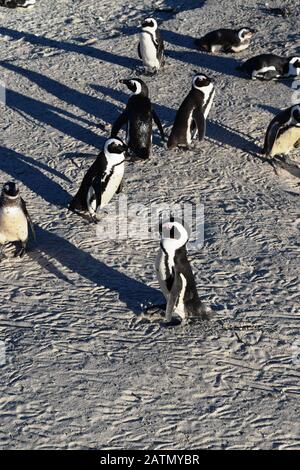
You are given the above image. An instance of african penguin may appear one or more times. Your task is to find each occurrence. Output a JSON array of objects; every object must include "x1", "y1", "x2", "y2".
[
  {"x1": 155, "y1": 218, "x2": 209, "y2": 325},
  {"x1": 0, "y1": 182, "x2": 35, "y2": 260},
  {"x1": 0, "y1": 0, "x2": 36, "y2": 8},
  {"x1": 263, "y1": 104, "x2": 300, "y2": 157},
  {"x1": 138, "y1": 17, "x2": 164, "y2": 74},
  {"x1": 194, "y1": 28, "x2": 254, "y2": 53},
  {"x1": 69, "y1": 137, "x2": 127, "y2": 222},
  {"x1": 111, "y1": 78, "x2": 165, "y2": 160},
  {"x1": 167, "y1": 73, "x2": 215, "y2": 149},
  {"x1": 238, "y1": 54, "x2": 300, "y2": 80}
]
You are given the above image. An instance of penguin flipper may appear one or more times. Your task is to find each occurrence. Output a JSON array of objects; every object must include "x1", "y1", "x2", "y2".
[
  {"x1": 137, "y1": 43, "x2": 142, "y2": 60},
  {"x1": 111, "y1": 111, "x2": 128, "y2": 138},
  {"x1": 152, "y1": 109, "x2": 165, "y2": 141},
  {"x1": 21, "y1": 198, "x2": 36, "y2": 242},
  {"x1": 91, "y1": 174, "x2": 102, "y2": 210},
  {"x1": 261, "y1": 70, "x2": 279, "y2": 81},
  {"x1": 264, "y1": 119, "x2": 282, "y2": 155},
  {"x1": 193, "y1": 108, "x2": 206, "y2": 141},
  {"x1": 116, "y1": 179, "x2": 124, "y2": 194}
]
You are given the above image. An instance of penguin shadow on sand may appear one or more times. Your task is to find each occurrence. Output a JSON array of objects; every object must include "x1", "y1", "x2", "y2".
[
  {"x1": 160, "y1": 29, "x2": 242, "y2": 79},
  {"x1": 0, "y1": 147, "x2": 70, "y2": 206},
  {"x1": 0, "y1": 61, "x2": 106, "y2": 152},
  {"x1": 0, "y1": 27, "x2": 139, "y2": 71},
  {"x1": 29, "y1": 226, "x2": 163, "y2": 315}
]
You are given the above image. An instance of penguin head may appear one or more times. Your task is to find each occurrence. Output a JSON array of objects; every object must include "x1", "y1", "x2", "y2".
[
  {"x1": 104, "y1": 138, "x2": 127, "y2": 163},
  {"x1": 192, "y1": 73, "x2": 213, "y2": 91},
  {"x1": 238, "y1": 28, "x2": 254, "y2": 42},
  {"x1": 120, "y1": 78, "x2": 148, "y2": 97},
  {"x1": 159, "y1": 216, "x2": 190, "y2": 250},
  {"x1": 2, "y1": 181, "x2": 20, "y2": 199},
  {"x1": 289, "y1": 57, "x2": 300, "y2": 74},
  {"x1": 291, "y1": 104, "x2": 300, "y2": 124},
  {"x1": 141, "y1": 17, "x2": 158, "y2": 32}
]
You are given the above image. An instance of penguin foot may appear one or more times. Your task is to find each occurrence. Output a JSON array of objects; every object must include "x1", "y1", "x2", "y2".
[
  {"x1": 161, "y1": 317, "x2": 182, "y2": 327},
  {"x1": 144, "y1": 303, "x2": 166, "y2": 316},
  {"x1": 15, "y1": 246, "x2": 26, "y2": 258}
]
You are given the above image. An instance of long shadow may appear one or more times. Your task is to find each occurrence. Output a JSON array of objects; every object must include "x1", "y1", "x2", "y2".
[
  {"x1": 0, "y1": 26, "x2": 139, "y2": 70},
  {"x1": 159, "y1": 0, "x2": 205, "y2": 14},
  {"x1": 34, "y1": 226, "x2": 162, "y2": 314},
  {"x1": 5, "y1": 87, "x2": 103, "y2": 148},
  {"x1": 1, "y1": 61, "x2": 118, "y2": 127},
  {"x1": 0, "y1": 147, "x2": 70, "y2": 205}
]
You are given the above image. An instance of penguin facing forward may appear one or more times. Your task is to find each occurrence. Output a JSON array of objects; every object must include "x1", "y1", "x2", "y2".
[
  {"x1": 167, "y1": 73, "x2": 215, "y2": 149},
  {"x1": 69, "y1": 137, "x2": 127, "y2": 222},
  {"x1": 194, "y1": 28, "x2": 254, "y2": 53},
  {"x1": 238, "y1": 54, "x2": 300, "y2": 80},
  {"x1": 155, "y1": 218, "x2": 209, "y2": 325},
  {"x1": 263, "y1": 104, "x2": 300, "y2": 157},
  {"x1": 111, "y1": 78, "x2": 165, "y2": 160},
  {"x1": 0, "y1": 0, "x2": 36, "y2": 8},
  {"x1": 138, "y1": 17, "x2": 164, "y2": 74},
  {"x1": 0, "y1": 182, "x2": 35, "y2": 260}
]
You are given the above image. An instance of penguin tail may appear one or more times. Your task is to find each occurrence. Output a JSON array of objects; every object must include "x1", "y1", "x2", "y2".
[{"x1": 194, "y1": 39, "x2": 208, "y2": 51}]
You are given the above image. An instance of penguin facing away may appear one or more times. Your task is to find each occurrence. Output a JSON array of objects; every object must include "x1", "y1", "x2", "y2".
[
  {"x1": 138, "y1": 17, "x2": 164, "y2": 74},
  {"x1": 155, "y1": 218, "x2": 209, "y2": 325},
  {"x1": 111, "y1": 78, "x2": 165, "y2": 160},
  {"x1": 167, "y1": 73, "x2": 215, "y2": 149},
  {"x1": 194, "y1": 28, "x2": 254, "y2": 53},
  {"x1": 0, "y1": 0, "x2": 36, "y2": 8},
  {"x1": 69, "y1": 137, "x2": 127, "y2": 222},
  {"x1": 263, "y1": 104, "x2": 300, "y2": 157},
  {"x1": 238, "y1": 54, "x2": 300, "y2": 80},
  {"x1": 0, "y1": 182, "x2": 35, "y2": 260}
]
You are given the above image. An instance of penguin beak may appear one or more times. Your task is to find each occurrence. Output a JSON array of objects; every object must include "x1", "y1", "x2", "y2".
[{"x1": 120, "y1": 79, "x2": 129, "y2": 86}]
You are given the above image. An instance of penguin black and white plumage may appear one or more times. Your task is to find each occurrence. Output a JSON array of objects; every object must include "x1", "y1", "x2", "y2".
[
  {"x1": 155, "y1": 219, "x2": 209, "y2": 325},
  {"x1": 238, "y1": 54, "x2": 300, "y2": 80},
  {"x1": 194, "y1": 28, "x2": 254, "y2": 53},
  {"x1": 111, "y1": 78, "x2": 165, "y2": 160},
  {"x1": 69, "y1": 138, "x2": 127, "y2": 222},
  {"x1": 0, "y1": 0, "x2": 36, "y2": 8},
  {"x1": 167, "y1": 73, "x2": 215, "y2": 149},
  {"x1": 263, "y1": 104, "x2": 300, "y2": 157},
  {"x1": 0, "y1": 182, "x2": 35, "y2": 260},
  {"x1": 138, "y1": 17, "x2": 164, "y2": 74}
]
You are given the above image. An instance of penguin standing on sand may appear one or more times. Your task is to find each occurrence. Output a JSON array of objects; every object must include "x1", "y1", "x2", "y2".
[
  {"x1": 238, "y1": 54, "x2": 300, "y2": 80},
  {"x1": 138, "y1": 17, "x2": 164, "y2": 74},
  {"x1": 0, "y1": 0, "x2": 36, "y2": 8},
  {"x1": 168, "y1": 73, "x2": 215, "y2": 149},
  {"x1": 263, "y1": 104, "x2": 300, "y2": 157},
  {"x1": 194, "y1": 28, "x2": 254, "y2": 53},
  {"x1": 111, "y1": 78, "x2": 165, "y2": 160},
  {"x1": 69, "y1": 138, "x2": 127, "y2": 222},
  {"x1": 0, "y1": 182, "x2": 35, "y2": 260},
  {"x1": 155, "y1": 218, "x2": 209, "y2": 325}
]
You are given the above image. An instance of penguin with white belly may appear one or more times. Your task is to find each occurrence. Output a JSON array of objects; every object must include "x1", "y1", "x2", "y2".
[
  {"x1": 111, "y1": 78, "x2": 165, "y2": 160},
  {"x1": 238, "y1": 54, "x2": 300, "y2": 80},
  {"x1": 0, "y1": 182, "x2": 35, "y2": 260},
  {"x1": 138, "y1": 17, "x2": 164, "y2": 75},
  {"x1": 0, "y1": 0, "x2": 36, "y2": 8},
  {"x1": 194, "y1": 28, "x2": 254, "y2": 53},
  {"x1": 69, "y1": 137, "x2": 127, "y2": 222},
  {"x1": 167, "y1": 73, "x2": 215, "y2": 149},
  {"x1": 263, "y1": 104, "x2": 300, "y2": 157},
  {"x1": 155, "y1": 218, "x2": 209, "y2": 325}
]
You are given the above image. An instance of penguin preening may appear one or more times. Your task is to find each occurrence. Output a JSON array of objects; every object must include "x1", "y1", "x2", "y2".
[
  {"x1": 69, "y1": 137, "x2": 127, "y2": 222},
  {"x1": 263, "y1": 104, "x2": 300, "y2": 157},
  {"x1": 138, "y1": 17, "x2": 164, "y2": 74},
  {"x1": 167, "y1": 73, "x2": 215, "y2": 149},
  {"x1": 111, "y1": 78, "x2": 165, "y2": 160},
  {"x1": 0, "y1": 182, "x2": 35, "y2": 260},
  {"x1": 194, "y1": 28, "x2": 254, "y2": 53},
  {"x1": 238, "y1": 54, "x2": 300, "y2": 80},
  {"x1": 0, "y1": 0, "x2": 36, "y2": 7},
  {"x1": 155, "y1": 218, "x2": 209, "y2": 325}
]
